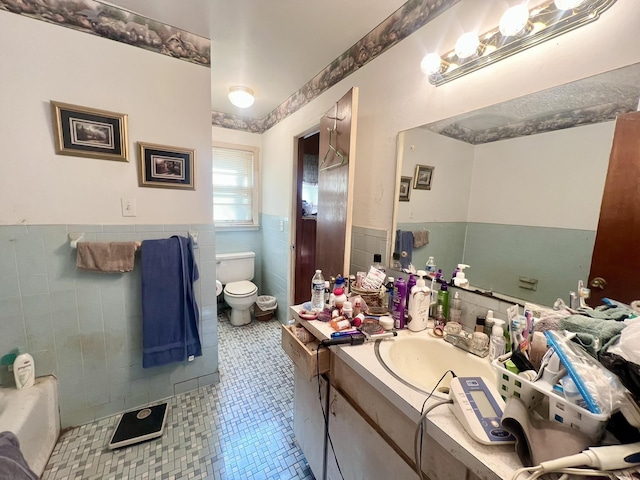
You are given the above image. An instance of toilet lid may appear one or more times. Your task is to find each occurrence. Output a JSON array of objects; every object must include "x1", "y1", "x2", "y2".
[{"x1": 225, "y1": 281, "x2": 257, "y2": 296}]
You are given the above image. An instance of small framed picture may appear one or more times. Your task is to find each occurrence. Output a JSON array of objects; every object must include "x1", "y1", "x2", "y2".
[
  {"x1": 399, "y1": 176, "x2": 412, "y2": 202},
  {"x1": 138, "y1": 142, "x2": 195, "y2": 190},
  {"x1": 51, "y1": 101, "x2": 129, "y2": 161},
  {"x1": 413, "y1": 164, "x2": 434, "y2": 190}
]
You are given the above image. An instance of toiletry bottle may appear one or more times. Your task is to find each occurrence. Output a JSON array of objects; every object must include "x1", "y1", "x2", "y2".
[
  {"x1": 384, "y1": 276, "x2": 395, "y2": 311},
  {"x1": 489, "y1": 319, "x2": 507, "y2": 361},
  {"x1": 449, "y1": 291, "x2": 462, "y2": 323},
  {"x1": 330, "y1": 316, "x2": 351, "y2": 331},
  {"x1": 434, "y1": 304, "x2": 446, "y2": 335},
  {"x1": 450, "y1": 266, "x2": 460, "y2": 286},
  {"x1": 342, "y1": 301, "x2": 353, "y2": 320},
  {"x1": 484, "y1": 311, "x2": 494, "y2": 337},
  {"x1": 324, "y1": 281, "x2": 331, "y2": 307},
  {"x1": 392, "y1": 277, "x2": 407, "y2": 329},
  {"x1": 425, "y1": 256, "x2": 436, "y2": 278},
  {"x1": 475, "y1": 317, "x2": 485, "y2": 334},
  {"x1": 391, "y1": 253, "x2": 402, "y2": 270},
  {"x1": 311, "y1": 269, "x2": 325, "y2": 311},
  {"x1": 405, "y1": 273, "x2": 416, "y2": 318},
  {"x1": 453, "y1": 264, "x2": 470, "y2": 288},
  {"x1": 408, "y1": 271, "x2": 430, "y2": 332},
  {"x1": 372, "y1": 253, "x2": 385, "y2": 273},
  {"x1": 437, "y1": 282, "x2": 449, "y2": 320},
  {"x1": 13, "y1": 351, "x2": 35, "y2": 390}
]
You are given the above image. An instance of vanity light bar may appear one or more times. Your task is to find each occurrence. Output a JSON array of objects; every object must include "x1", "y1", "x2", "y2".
[{"x1": 424, "y1": 0, "x2": 617, "y2": 86}]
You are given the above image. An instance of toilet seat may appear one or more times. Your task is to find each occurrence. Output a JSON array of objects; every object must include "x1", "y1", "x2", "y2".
[{"x1": 224, "y1": 281, "x2": 258, "y2": 297}]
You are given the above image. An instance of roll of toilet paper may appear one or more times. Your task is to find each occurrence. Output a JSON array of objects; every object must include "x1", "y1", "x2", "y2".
[{"x1": 216, "y1": 280, "x2": 223, "y2": 296}]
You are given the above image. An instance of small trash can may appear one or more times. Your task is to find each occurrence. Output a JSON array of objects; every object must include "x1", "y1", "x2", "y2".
[{"x1": 255, "y1": 295, "x2": 277, "y2": 321}]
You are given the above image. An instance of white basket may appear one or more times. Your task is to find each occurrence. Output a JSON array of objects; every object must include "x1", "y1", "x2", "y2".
[
  {"x1": 256, "y1": 295, "x2": 277, "y2": 311},
  {"x1": 493, "y1": 359, "x2": 609, "y2": 442}
]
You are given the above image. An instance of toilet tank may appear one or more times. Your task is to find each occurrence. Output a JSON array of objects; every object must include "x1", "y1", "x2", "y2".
[{"x1": 216, "y1": 251, "x2": 255, "y2": 284}]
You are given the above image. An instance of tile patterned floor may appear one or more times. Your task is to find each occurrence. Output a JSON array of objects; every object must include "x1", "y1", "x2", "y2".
[{"x1": 42, "y1": 314, "x2": 314, "y2": 480}]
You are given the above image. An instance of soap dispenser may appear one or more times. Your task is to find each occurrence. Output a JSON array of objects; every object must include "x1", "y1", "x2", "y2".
[{"x1": 453, "y1": 264, "x2": 470, "y2": 288}]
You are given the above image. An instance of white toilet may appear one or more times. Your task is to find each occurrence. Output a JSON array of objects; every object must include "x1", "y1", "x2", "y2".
[{"x1": 216, "y1": 251, "x2": 258, "y2": 326}]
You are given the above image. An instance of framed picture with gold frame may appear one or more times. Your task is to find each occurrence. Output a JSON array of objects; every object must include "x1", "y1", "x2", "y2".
[
  {"x1": 51, "y1": 101, "x2": 128, "y2": 161},
  {"x1": 413, "y1": 164, "x2": 434, "y2": 190},
  {"x1": 399, "y1": 176, "x2": 411, "y2": 202},
  {"x1": 138, "y1": 142, "x2": 196, "y2": 190}
]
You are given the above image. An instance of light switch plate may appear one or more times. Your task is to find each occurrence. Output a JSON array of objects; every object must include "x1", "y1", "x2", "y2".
[{"x1": 121, "y1": 198, "x2": 137, "y2": 217}]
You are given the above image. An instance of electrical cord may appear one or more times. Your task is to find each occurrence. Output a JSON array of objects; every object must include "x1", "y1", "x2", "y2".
[
  {"x1": 511, "y1": 466, "x2": 616, "y2": 480},
  {"x1": 316, "y1": 345, "x2": 345, "y2": 480},
  {"x1": 414, "y1": 369, "x2": 456, "y2": 480}
]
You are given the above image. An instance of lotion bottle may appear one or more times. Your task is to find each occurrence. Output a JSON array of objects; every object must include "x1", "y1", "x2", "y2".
[
  {"x1": 489, "y1": 319, "x2": 507, "y2": 361},
  {"x1": 408, "y1": 271, "x2": 430, "y2": 332},
  {"x1": 13, "y1": 351, "x2": 35, "y2": 390}
]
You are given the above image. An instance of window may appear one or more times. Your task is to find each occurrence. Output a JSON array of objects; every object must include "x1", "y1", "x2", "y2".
[{"x1": 212, "y1": 142, "x2": 259, "y2": 228}]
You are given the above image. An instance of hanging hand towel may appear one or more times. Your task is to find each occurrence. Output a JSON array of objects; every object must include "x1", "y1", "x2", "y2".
[
  {"x1": 394, "y1": 230, "x2": 413, "y2": 269},
  {"x1": 76, "y1": 242, "x2": 138, "y2": 272},
  {"x1": 413, "y1": 230, "x2": 429, "y2": 248},
  {"x1": 141, "y1": 236, "x2": 202, "y2": 368}
]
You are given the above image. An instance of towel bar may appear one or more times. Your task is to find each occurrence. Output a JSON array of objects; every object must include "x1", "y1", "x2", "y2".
[{"x1": 69, "y1": 232, "x2": 197, "y2": 249}]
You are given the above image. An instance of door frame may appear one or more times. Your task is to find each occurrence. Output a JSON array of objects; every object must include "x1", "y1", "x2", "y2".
[{"x1": 289, "y1": 122, "x2": 321, "y2": 310}]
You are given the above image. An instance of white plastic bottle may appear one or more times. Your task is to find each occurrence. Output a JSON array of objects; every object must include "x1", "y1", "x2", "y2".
[
  {"x1": 489, "y1": 319, "x2": 507, "y2": 361},
  {"x1": 311, "y1": 270, "x2": 325, "y2": 311},
  {"x1": 13, "y1": 352, "x2": 35, "y2": 390},
  {"x1": 453, "y1": 264, "x2": 470, "y2": 288},
  {"x1": 407, "y1": 271, "x2": 430, "y2": 332},
  {"x1": 425, "y1": 256, "x2": 436, "y2": 278}
]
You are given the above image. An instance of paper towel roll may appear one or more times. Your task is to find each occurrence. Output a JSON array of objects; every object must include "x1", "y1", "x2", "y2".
[{"x1": 216, "y1": 280, "x2": 223, "y2": 296}]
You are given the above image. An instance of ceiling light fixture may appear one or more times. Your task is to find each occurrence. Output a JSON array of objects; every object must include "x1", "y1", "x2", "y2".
[
  {"x1": 421, "y1": 0, "x2": 616, "y2": 86},
  {"x1": 228, "y1": 86, "x2": 255, "y2": 108}
]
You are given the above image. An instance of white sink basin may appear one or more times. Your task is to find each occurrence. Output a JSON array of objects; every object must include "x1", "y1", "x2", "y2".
[{"x1": 376, "y1": 332, "x2": 496, "y2": 395}]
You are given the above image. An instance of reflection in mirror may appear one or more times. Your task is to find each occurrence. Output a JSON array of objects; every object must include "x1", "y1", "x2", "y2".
[{"x1": 392, "y1": 63, "x2": 640, "y2": 306}]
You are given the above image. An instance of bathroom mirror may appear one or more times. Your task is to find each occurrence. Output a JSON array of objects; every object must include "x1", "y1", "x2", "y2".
[{"x1": 391, "y1": 62, "x2": 640, "y2": 307}]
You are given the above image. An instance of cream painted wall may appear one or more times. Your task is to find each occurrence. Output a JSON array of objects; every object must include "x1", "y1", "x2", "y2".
[
  {"x1": 469, "y1": 122, "x2": 615, "y2": 230},
  {"x1": 398, "y1": 129, "x2": 474, "y2": 223},
  {"x1": 0, "y1": 13, "x2": 212, "y2": 225},
  {"x1": 212, "y1": 126, "x2": 262, "y2": 149},
  {"x1": 259, "y1": 0, "x2": 640, "y2": 238}
]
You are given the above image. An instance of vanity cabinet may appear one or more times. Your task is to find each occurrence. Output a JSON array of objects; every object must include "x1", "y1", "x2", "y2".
[
  {"x1": 293, "y1": 367, "x2": 329, "y2": 479},
  {"x1": 325, "y1": 387, "x2": 416, "y2": 480}
]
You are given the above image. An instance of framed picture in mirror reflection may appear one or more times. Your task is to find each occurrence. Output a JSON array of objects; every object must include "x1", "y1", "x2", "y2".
[
  {"x1": 414, "y1": 164, "x2": 434, "y2": 190},
  {"x1": 399, "y1": 176, "x2": 411, "y2": 202}
]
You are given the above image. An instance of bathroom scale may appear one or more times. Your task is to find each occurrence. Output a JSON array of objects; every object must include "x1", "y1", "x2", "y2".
[{"x1": 108, "y1": 402, "x2": 169, "y2": 450}]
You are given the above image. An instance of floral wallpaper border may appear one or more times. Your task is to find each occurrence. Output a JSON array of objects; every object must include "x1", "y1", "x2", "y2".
[
  {"x1": 212, "y1": 0, "x2": 460, "y2": 133},
  {"x1": 0, "y1": 0, "x2": 210, "y2": 67}
]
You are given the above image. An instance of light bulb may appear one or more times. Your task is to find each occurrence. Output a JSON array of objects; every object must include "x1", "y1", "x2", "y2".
[
  {"x1": 228, "y1": 86, "x2": 255, "y2": 108},
  {"x1": 554, "y1": 0, "x2": 586, "y2": 10},
  {"x1": 499, "y1": 5, "x2": 530, "y2": 37},
  {"x1": 420, "y1": 53, "x2": 443, "y2": 75},
  {"x1": 455, "y1": 32, "x2": 480, "y2": 59}
]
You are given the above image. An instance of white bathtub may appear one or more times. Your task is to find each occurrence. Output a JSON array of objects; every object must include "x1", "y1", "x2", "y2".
[{"x1": 0, "y1": 376, "x2": 60, "y2": 476}]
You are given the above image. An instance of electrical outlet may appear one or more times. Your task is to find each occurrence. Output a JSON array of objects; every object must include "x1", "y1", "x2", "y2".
[{"x1": 121, "y1": 198, "x2": 137, "y2": 217}]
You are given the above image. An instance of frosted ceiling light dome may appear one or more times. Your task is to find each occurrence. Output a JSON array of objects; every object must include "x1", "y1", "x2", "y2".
[
  {"x1": 499, "y1": 5, "x2": 530, "y2": 37},
  {"x1": 420, "y1": 53, "x2": 443, "y2": 75},
  {"x1": 554, "y1": 0, "x2": 586, "y2": 10},
  {"x1": 455, "y1": 32, "x2": 480, "y2": 59},
  {"x1": 228, "y1": 86, "x2": 255, "y2": 108}
]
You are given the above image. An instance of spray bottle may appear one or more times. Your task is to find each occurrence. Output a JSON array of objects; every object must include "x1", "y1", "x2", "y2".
[{"x1": 392, "y1": 277, "x2": 407, "y2": 329}]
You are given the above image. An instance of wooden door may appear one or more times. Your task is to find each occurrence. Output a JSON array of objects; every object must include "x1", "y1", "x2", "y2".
[
  {"x1": 294, "y1": 134, "x2": 319, "y2": 305},
  {"x1": 316, "y1": 88, "x2": 359, "y2": 279},
  {"x1": 588, "y1": 111, "x2": 640, "y2": 305}
]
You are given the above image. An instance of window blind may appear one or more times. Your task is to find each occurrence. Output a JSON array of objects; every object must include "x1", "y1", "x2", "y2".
[{"x1": 212, "y1": 146, "x2": 256, "y2": 225}]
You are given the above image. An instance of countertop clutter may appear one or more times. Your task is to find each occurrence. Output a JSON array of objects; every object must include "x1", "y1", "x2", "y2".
[{"x1": 288, "y1": 304, "x2": 522, "y2": 480}]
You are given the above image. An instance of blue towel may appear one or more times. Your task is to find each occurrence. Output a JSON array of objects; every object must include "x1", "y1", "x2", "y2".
[
  {"x1": 141, "y1": 236, "x2": 202, "y2": 368},
  {"x1": 0, "y1": 432, "x2": 39, "y2": 480},
  {"x1": 395, "y1": 230, "x2": 413, "y2": 269}
]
